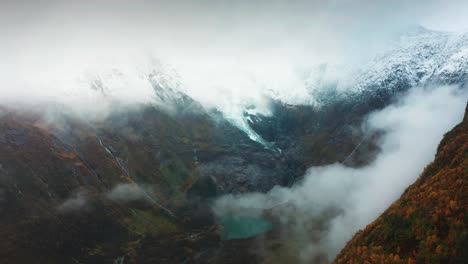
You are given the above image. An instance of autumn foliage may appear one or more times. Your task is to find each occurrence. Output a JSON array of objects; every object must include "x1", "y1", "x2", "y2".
[{"x1": 334, "y1": 105, "x2": 468, "y2": 264}]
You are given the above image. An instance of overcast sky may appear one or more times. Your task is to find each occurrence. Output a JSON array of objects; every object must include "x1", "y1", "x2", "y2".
[
  {"x1": 418, "y1": 1, "x2": 468, "y2": 31},
  {"x1": 2, "y1": 0, "x2": 467, "y2": 71}
]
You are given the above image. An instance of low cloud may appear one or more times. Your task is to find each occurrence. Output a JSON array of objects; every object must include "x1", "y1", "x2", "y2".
[
  {"x1": 106, "y1": 183, "x2": 150, "y2": 202},
  {"x1": 106, "y1": 183, "x2": 177, "y2": 217},
  {"x1": 213, "y1": 84, "x2": 468, "y2": 262},
  {"x1": 57, "y1": 191, "x2": 88, "y2": 213}
]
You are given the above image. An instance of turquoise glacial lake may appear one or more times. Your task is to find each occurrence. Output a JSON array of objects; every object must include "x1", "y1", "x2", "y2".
[{"x1": 221, "y1": 216, "x2": 273, "y2": 240}]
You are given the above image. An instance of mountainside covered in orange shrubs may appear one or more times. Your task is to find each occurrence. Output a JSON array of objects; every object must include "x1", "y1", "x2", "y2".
[{"x1": 335, "y1": 104, "x2": 467, "y2": 264}]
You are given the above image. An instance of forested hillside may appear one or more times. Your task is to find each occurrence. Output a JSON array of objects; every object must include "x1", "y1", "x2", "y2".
[{"x1": 335, "y1": 104, "x2": 468, "y2": 264}]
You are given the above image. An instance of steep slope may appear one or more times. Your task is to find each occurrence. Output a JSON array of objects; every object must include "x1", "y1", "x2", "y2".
[
  {"x1": 0, "y1": 102, "x2": 292, "y2": 263},
  {"x1": 334, "y1": 104, "x2": 468, "y2": 264}
]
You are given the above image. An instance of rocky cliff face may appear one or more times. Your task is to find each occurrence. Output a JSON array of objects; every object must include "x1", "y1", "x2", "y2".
[{"x1": 334, "y1": 104, "x2": 468, "y2": 264}]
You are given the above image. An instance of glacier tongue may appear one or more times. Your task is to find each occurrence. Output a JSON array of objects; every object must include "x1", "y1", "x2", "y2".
[{"x1": 225, "y1": 109, "x2": 281, "y2": 153}]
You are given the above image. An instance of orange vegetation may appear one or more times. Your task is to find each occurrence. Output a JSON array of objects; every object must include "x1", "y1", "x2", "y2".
[{"x1": 334, "y1": 107, "x2": 467, "y2": 264}]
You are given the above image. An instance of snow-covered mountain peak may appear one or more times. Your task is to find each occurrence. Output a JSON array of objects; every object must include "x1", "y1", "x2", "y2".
[{"x1": 300, "y1": 28, "x2": 468, "y2": 100}]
